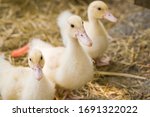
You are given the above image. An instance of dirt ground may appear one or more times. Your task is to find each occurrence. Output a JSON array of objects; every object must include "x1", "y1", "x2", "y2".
[{"x1": 0, "y1": 0, "x2": 149, "y2": 100}]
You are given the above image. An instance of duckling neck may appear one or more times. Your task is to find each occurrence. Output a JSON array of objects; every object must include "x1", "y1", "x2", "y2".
[
  {"x1": 31, "y1": 75, "x2": 48, "y2": 92},
  {"x1": 88, "y1": 15, "x2": 108, "y2": 37},
  {"x1": 65, "y1": 36, "x2": 86, "y2": 60},
  {"x1": 31, "y1": 69, "x2": 45, "y2": 84},
  {"x1": 88, "y1": 10, "x2": 99, "y2": 24},
  {"x1": 67, "y1": 37, "x2": 81, "y2": 50},
  {"x1": 88, "y1": 15, "x2": 99, "y2": 25}
]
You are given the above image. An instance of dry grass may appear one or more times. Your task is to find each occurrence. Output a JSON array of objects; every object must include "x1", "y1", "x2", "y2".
[{"x1": 0, "y1": 0, "x2": 149, "y2": 100}]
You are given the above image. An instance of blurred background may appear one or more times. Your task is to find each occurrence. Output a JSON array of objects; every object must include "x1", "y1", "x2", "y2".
[{"x1": 0, "y1": 0, "x2": 150, "y2": 100}]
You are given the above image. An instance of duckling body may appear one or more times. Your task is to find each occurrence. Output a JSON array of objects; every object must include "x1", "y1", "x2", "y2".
[
  {"x1": 55, "y1": 36, "x2": 93, "y2": 89},
  {"x1": 21, "y1": 71, "x2": 55, "y2": 100},
  {"x1": 83, "y1": 20, "x2": 109, "y2": 59},
  {"x1": 56, "y1": 15, "x2": 93, "y2": 89},
  {"x1": 82, "y1": 0, "x2": 117, "y2": 62},
  {"x1": 0, "y1": 50, "x2": 55, "y2": 100}
]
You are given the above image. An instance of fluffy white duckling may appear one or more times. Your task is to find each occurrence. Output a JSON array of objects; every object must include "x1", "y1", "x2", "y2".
[
  {"x1": 55, "y1": 15, "x2": 93, "y2": 89},
  {"x1": 21, "y1": 49, "x2": 55, "y2": 100},
  {"x1": 0, "y1": 49, "x2": 55, "y2": 100},
  {"x1": 58, "y1": 1, "x2": 117, "y2": 66},
  {"x1": 29, "y1": 15, "x2": 94, "y2": 90}
]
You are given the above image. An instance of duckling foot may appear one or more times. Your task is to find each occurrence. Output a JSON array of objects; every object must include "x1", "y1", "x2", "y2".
[{"x1": 95, "y1": 56, "x2": 110, "y2": 67}]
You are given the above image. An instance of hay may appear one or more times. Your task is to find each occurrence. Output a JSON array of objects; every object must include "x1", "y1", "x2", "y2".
[
  {"x1": 95, "y1": 71, "x2": 146, "y2": 80},
  {"x1": 0, "y1": 0, "x2": 149, "y2": 100}
]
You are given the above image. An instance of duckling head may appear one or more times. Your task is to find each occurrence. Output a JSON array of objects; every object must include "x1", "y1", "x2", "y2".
[
  {"x1": 67, "y1": 15, "x2": 92, "y2": 47},
  {"x1": 88, "y1": 0, "x2": 117, "y2": 22},
  {"x1": 28, "y1": 49, "x2": 44, "y2": 81}
]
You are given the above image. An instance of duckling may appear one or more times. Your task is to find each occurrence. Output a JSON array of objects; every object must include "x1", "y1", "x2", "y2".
[
  {"x1": 58, "y1": 1, "x2": 117, "y2": 66},
  {"x1": 55, "y1": 15, "x2": 93, "y2": 89},
  {"x1": 0, "y1": 49, "x2": 55, "y2": 100},
  {"x1": 21, "y1": 49, "x2": 55, "y2": 100}
]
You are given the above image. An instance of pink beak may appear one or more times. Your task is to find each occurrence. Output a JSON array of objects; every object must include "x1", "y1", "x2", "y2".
[
  {"x1": 103, "y1": 11, "x2": 117, "y2": 22},
  {"x1": 33, "y1": 66, "x2": 43, "y2": 81},
  {"x1": 76, "y1": 29, "x2": 92, "y2": 47}
]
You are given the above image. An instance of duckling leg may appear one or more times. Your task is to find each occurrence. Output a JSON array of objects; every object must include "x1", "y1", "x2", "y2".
[{"x1": 95, "y1": 56, "x2": 110, "y2": 66}]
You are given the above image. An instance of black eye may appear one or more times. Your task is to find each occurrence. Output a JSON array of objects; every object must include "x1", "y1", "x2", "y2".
[
  {"x1": 41, "y1": 56, "x2": 43, "y2": 60},
  {"x1": 82, "y1": 21, "x2": 84, "y2": 25},
  {"x1": 29, "y1": 58, "x2": 32, "y2": 61},
  {"x1": 97, "y1": 7, "x2": 101, "y2": 10},
  {"x1": 70, "y1": 24, "x2": 74, "y2": 28}
]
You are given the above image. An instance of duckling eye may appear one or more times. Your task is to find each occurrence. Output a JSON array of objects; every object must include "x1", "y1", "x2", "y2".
[
  {"x1": 29, "y1": 58, "x2": 32, "y2": 62},
  {"x1": 82, "y1": 21, "x2": 84, "y2": 25},
  {"x1": 97, "y1": 7, "x2": 101, "y2": 10},
  {"x1": 40, "y1": 56, "x2": 43, "y2": 60},
  {"x1": 70, "y1": 24, "x2": 75, "y2": 28}
]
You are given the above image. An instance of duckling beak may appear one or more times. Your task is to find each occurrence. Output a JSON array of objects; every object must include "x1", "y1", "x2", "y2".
[
  {"x1": 103, "y1": 11, "x2": 117, "y2": 22},
  {"x1": 33, "y1": 66, "x2": 43, "y2": 81},
  {"x1": 76, "y1": 28, "x2": 92, "y2": 47}
]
